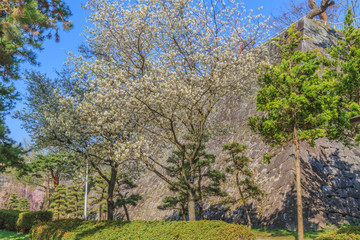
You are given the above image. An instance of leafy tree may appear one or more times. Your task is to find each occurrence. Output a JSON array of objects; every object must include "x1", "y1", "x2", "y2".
[
  {"x1": 0, "y1": 0, "x2": 72, "y2": 81},
  {"x1": 222, "y1": 142, "x2": 263, "y2": 230},
  {"x1": 248, "y1": 26, "x2": 343, "y2": 240},
  {"x1": 62, "y1": 0, "x2": 269, "y2": 221}
]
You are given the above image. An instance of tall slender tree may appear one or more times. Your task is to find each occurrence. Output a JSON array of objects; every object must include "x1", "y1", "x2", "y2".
[{"x1": 248, "y1": 26, "x2": 344, "y2": 240}]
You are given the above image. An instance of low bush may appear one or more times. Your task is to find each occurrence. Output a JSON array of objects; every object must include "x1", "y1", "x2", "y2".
[
  {"x1": 30, "y1": 219, "x2": 255, "y2": 240},
  {"x1": 317, "y1": 226, "x2": 360, "y2": 240},
  {"x1": 17, "y1": 210, "x2": 53, "y2": 233},
  {"x1": 0, "y1": 209, "x2": 22, "y2": 231}
]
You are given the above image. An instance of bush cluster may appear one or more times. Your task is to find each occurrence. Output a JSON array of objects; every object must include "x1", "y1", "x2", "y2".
[
  {"x1": 316, "y1": 226, "x2": 360, "y2": 240},
  {"x1": 0, "y1": 209, "x2": 52, "y2": 233},
  {"x1": 30, "y1": 219, "x2": 255, "y2": 240},
  {"x1": 17, "y1": 210, "x2": 53, "y2": 233},
  {"x1": 0, "y1": 209, "x2": 22, "y2": 231}
]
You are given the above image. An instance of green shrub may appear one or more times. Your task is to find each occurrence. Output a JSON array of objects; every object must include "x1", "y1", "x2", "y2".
[
  {"x1": 17, "y1": 210, "x2": 53, "y2": 233},
  {"x1": 0, "y1": 209, "x2": 22, "y2": 231},
  {"x1": 30, "y1": 219, "x2": 255, "y2": 240},
  {"x1": 317, "y1": 226, "x2": 360, "y2": 240}
]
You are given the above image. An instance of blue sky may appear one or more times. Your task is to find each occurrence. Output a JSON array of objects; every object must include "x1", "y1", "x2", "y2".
[{"x1": 8, "y1": 0, "x2": 289, "y2": 144}]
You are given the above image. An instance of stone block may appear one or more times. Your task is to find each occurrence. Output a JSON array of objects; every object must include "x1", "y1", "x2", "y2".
[
  {"x1": 322, "y1": 186, "x2": 336, "y2": 197},
  {"x1": 329, "y1": 197, "x2": 347, "y2": 214}
]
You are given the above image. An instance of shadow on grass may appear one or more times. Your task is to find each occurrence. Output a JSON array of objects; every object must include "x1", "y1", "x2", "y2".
[{"x1": 0, "y1": 230, "x2": 29, "y2": 240}]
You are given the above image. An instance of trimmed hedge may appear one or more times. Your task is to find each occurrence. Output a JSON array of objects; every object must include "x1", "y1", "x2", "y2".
[
  {"x1": 0, "y1": 209, "x2": 52, "y2": 233},
  {"x1": 0, "y1": 209, "x2": 22, "y2": 231},
  {"x1": 317, "y1": 226, "x2": 360, "y2": 240},
  {"x1": 30, "y1": 219, "x2": 255, "y2": 240},
  {"x1": 17, "y1": 210, "x2": 53, "y2": 233}
]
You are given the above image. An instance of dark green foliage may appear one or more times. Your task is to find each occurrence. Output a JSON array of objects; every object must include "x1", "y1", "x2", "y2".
[
  {"x1": 30, "y1": 219, "x2": 255, "y2": 240},
  {"x1": 66, "y1": 181, "x2": 84, "y2": 219},
  {"x1": 16, "y1": 210, "x2": 53, "y2": 233},
  {"x1": 0, "y1": 82, "x2": 23, "y2": 172},
  {"x1": 0, "y1": 209, "x2": 22, "y2": 231},
  {"x1": 158, "y1": 143, "x2": 226, "y2": 220},
  {"x1": 222, "y1": 142, "x2": 263, "y2": 229},
  {"x1": 316, "y1": 226, "x2": 360, "y2": 240},
  {"x1": 49, "y1": 184, "x2": 68, "y2": 220},
  {"x1": 0, "y1": 0, "x2": 72, "y2": 81}
]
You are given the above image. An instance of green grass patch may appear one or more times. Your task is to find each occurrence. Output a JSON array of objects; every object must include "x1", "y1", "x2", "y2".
[
  {"x1": 0, "y1": 230, "x2": 29, "y2": 240},
  {"x1": 30, "y1": 219, "x2": 255, "y2": 240},
  {"x1": 253, "y1": 228, "x2": 327, "y2": 240}
]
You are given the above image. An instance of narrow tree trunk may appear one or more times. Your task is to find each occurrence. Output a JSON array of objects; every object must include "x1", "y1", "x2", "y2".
[
  {"x1": 236, "y1": 173, "x2": 252, "y2": 229},
  {"x1": 181, "y1": 205, "x2": 187, "y2": 221},
  {"x1": 99, "y1": 204, "x2": 102, "y2": 220},
  {"x1": 197, "y1": 168, "x2": 204, "y2": 220},
  {"x1": 123, "y1": 204, "x2": 130, "y2": 221},
  {"x1": 107, "y1": 167, "x2": 117, "y2": 220},
  {"x1": 188, "y1": 190, "x2": 197, "y2": 221},
  {"x1": 294, "y1": 127, "x2": 304, "y2": 240}
]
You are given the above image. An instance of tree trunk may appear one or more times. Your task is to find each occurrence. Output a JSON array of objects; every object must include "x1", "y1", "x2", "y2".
[
  {"x1": 49, "y1": 168, "x2": 60, "y2": 190},
  {"x1": 181, "y1": 205, "x2": 187, "y2": 221},
  {"x1": 236, "y1": 173, "x2": 252, "y2": 229},
  {"x1": 188, "y1": 190, "x2": 197, "y2": 221},
  {"x1": 107, "y1": 167, "x2": 117, "y2": 220},
  {"x1": 294, "y1": 127, "x2": 304, "y2": 240},
  {"x1": 99, "y1": 204, "x2": 102, "y2": 220},
  {"x1": 197, "y1": 168, "x2": 204, "y2": 220},
  {"x1": 123, "y1": 204, "x2": 130, "y2": 221}
]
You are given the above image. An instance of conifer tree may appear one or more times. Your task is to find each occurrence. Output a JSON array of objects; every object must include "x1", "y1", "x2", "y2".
[
  {"x1": 114, "y1": 173, "x2": 142, "y2": 222},
  {"x1": 222, "y1": 142, "x2": 263, "y2": 229},
  {"x1": 329, "y1": 9, "x2": 360, "y2": 141},
  {"x1": 249, "y1": 25, "x2": 344, "y2": 240},
  {"x1": 7, "y1": 193, "x2": 30, "y2": 211},
  {"x1": 158, "y1": 143, "x2": 226, "y2": 220},
  {"x1": 49, "y1": 184, "x2": 67, "y2": 220},
  {"x1": 66, "y1": 181, "x2": 84, "y2": 218},
  {"x1": 8, "y1": 193, "x2": 20, "y2": 210}
]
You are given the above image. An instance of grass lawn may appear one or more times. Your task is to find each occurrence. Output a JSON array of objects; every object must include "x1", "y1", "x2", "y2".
[
  {"x1": 253, "y1": 228, "x2": 327, "y2": 240},
  {"x1": 0, "y1": 230, "x2": 29, "y2": 240}
]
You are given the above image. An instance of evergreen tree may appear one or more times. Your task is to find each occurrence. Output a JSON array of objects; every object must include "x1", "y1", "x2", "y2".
[
  {"x1": 66, "y1": 181, "x2": 84, "y2": 218},
  {"x1": 0, "y1": 0, "x2": 72, "y2": 81},
  {"x1": 158, "y1": 194, "x2": 188, "y2": 221},
  {"x1": 222, "y1": 142, "x2": 263, "y2": 229},
  {"x1": 17, "y1": 198, "x2": 30, "y2": 211},
  {"x1": 114, "y1": 173, "x2": 142, "y2": 222},
  {"x1": 329, "y1": 9, "x2": 360, "y2": 141},
  {"x1": 49, "y1": 184, "x2": 67, "y2": 220},
  {"x1": 158, "y1": 143, "x2": 226, "y2": 220},
  {"x1": 248, "y1": 25, "x2": 344, "y2": 240},
  {"x1": 7, "y1": 193, "x2": 29, "y2": 211},
  {"x1": 8, "y1": 193, "x2": 19, "y2": 210}
]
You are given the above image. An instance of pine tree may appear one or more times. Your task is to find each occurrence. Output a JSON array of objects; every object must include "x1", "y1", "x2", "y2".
[
  {"x1": 66, "y1": 181, "x2": 84, "y2": 218},
  {"x1": 158, "y1": 143, "x2": 226, "y2": 220},
  {"x1": 222, "y1": 142, "x2": 263, "y2": 229},
  {"x1": 114, "y1": 173, "x2": 142, "y2": 222},
  {"x1": 49, "y1": 184, "x2": 67, "y2": 220},
  {"x1": 8, "y1": 193, "x2": 20, "y2": 210},
  {"x1": 7, "y1": 193, "x2": 30, "y2": 211}
]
